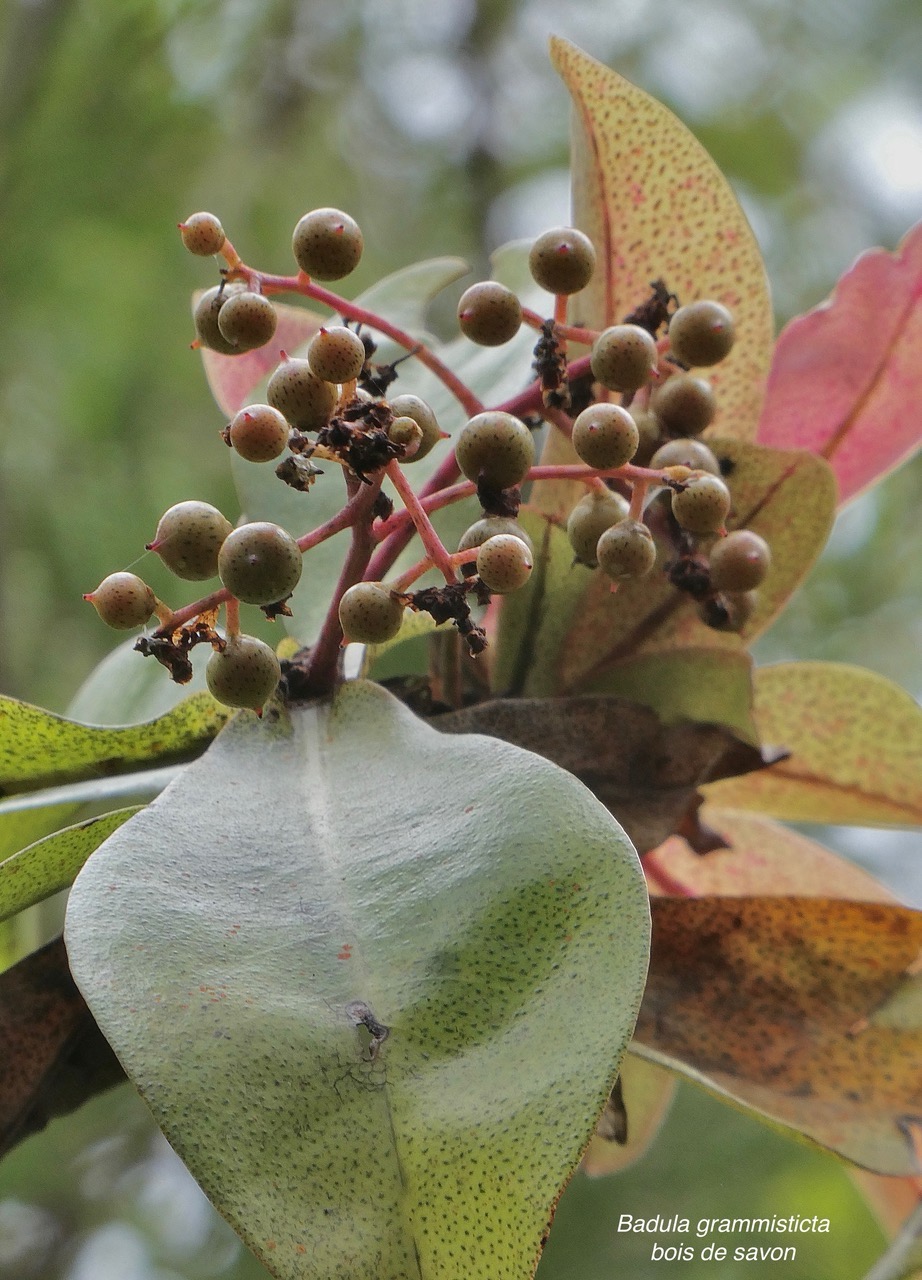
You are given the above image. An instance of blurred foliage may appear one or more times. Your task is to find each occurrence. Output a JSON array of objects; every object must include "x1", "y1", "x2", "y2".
[{"x1": 0, "y1": 0, "x2": 920, "y2": 1276}]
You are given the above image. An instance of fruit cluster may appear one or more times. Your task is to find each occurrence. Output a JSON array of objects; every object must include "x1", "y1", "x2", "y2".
[{"x1": 85, "y1": 206, "x2": 772, "y2": 714}]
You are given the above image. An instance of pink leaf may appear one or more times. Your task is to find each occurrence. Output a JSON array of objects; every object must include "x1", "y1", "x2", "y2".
[{"x1": 757, "y1": 220, "x2": 922, "y2": 504}]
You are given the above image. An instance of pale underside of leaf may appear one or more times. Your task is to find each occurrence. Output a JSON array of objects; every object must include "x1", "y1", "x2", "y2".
[{"x1": 65, "y1": 680, "x2": 650, "y2": 1280}]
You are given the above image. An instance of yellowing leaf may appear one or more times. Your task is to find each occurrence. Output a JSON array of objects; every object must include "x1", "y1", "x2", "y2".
[
  {"x1": 634, "y1": 896, "x2": 922, "y2": 1174},
  {"x1": 704, "y1": 663, "x2": 922, "y2": 826}
]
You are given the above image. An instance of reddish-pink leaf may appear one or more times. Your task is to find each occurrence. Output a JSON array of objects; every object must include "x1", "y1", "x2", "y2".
[{"x1": 757, "y1": 220, "x2": 922, "y2": 504}]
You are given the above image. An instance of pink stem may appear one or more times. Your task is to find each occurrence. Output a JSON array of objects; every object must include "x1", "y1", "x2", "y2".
[{"x1": 385, "y1": 460, "x2": 457, "y2": 583}]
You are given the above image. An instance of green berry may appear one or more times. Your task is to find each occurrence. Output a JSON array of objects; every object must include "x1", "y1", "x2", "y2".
[
  {"x1": 218, "y1": 522, "x2": 303, "y2": 606},
  {"x1": 455, "y1": 411, "x2": 535, "y2": 490},
  {"x1": 571, "y1": 403, "x2": 639, "y2": 470},
  {"x1": 387, "y1": 394, "x2": 442, "y2": 462},
  {"x1": 338, "y1": 581, "x2": 405, "y2": 644},
  {"x1": 699, "y1": 590, "x2": 759, "y2": 633},
  {"x1": 216, "y1": 290, "x2": 278, "y2": 352},
  {"x1": 307, "y1": 326, "x2": 367, "y2": 383},
  {"x1": 650, "y1": 374, "x2": 717, "y2": 436},
  {"x1": 267, "y1": 355, "x2": 337, "y2": 432},
  {"x1": 671, "y1": 474, "x2": 732, "y2": 534},
  {"x1": 649, "y1": 438, "x2": 721, "y2": 475},
  {"x1": 596, "y1": 518, "x2": 657, "y2": 581},
  {"x1": 457, "y1": 516, "x2": 534, "y2": 558},
  {"x1": 193, "y1": 284, "x2": 245, "y2": 355},
  {"x1": 179, "y1": 212, "x2": 225, "y2": 256},
  {"x1": 227, "y1": 404, "x2": 290, "y2": 463},
  {"x1": 590, "y1": 324, "x2": 658, "y2": 393},
  {"x1": 475, "y1": 534, "x2": 533, "y2": 594},
  {"x1": 147, "y1": 500, "x2": 233, "y2": 581},
  {"x1": 388, "y1": 415, "x2": 424, "y2": 457},
  {"x1": 206, "y1": 634, "x2": 281, "y2": 712},
  {"x1": 528, "y1": 227, "x2": 597, "y2": 295},
  {"x1": 566, "y1": 489, "x2": 630, "y2": 566},
  {"x1": 84, "y1": 572, "x2": 157, "y2": 630},
  {"x1": 292, "y1": 208, "x2": 363, "y2": 280},
  {"x1": 668, "y1": 300, "x2": 735, "y2": 367},
  {"x1": 708, "y1": 530, "x2": 771, "y2": 592},
  {"x1": 457, "y1": 281, "x2": 523, "y2": 346},
  {"x1": 630, "y1": 407, "x2": 665, "y2": 466}
]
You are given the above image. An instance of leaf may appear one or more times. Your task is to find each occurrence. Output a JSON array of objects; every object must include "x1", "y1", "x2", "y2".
[
  {"x1": 0, "y1": 938, "x2": 124, "y2": 1161},
  {"x1": 435, "y1": 694, "x2": 769, "y2": 856},
  {"x1": 644, "y1": 806, "x2": 901, "y2": 902},
  {"x1": 757, "y1": 221, "x2": 922, "y2": 505},
  {"x1": 0, "y1": 691, "x2": 228, "y2": 797},
  {"x1": 580, "y1": 1054, "x2": 676, "y2": 1178},
  {"x1": 0, "y1": 808, "x2": 140, "y2": 925},
  {"x1": 633, "y1": 896, "x2": 922, "y2": 1174},
  {"x1": 550, "y1": 37, "x2": 774, "y2": 440},
  {"x1": 67, "y1": 632, "x2": 212, "y2": 726},
  {"x1": 860, "y1": 1201, "x2": 922, "y2": 1280},
  {"x1": 703, "y1": 662, "x2": 922, "y2": 826},
  {"x1": 496, "y1": 441, "x2": 835, "y2": 697},
  {"x1": 65, "y1": 680, "x2": 650, "y2": 1280}
]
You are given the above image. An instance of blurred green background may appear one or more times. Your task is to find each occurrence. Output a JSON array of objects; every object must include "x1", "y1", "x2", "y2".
[{"x1": 1, "y1": 0, "x2": 920, "y2": 1276}]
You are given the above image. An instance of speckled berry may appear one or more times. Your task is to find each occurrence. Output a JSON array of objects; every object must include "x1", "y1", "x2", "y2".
[
  {"x1": 226, "y1": 404, "x2": 290, "y2": 463},
  {"x1": 650, "y1": 374, "x2": 717, "y2": 436},
  {"x1": 457, "y1": 516, "x2": 534, "y2": 558},
  {"x1": 590, "y1": 324, "x2": 658, "y2": 393},
  {"x1": 572, "y1": 403, "x2": 639, "y2": 470},
  {"x1": 216, "y1": 290, "x2": 277, "y2": 352},
  {"x1": 338, "y1": 582, "x2": 405, "y2": 644},
  {"x1": 206, "y1": 634, "x2": 281, "y2": 712},
  {"x1": 84, "y1": 572, "x2": 157, "y2": 630},
  {"x1": 708, "y1": 529, "x2": 771, "y2": 592},
  {"x1": 649, "y1": 438, "x2": 721, "y2": 476},
  {"x1": 218, "y1": 521, "x2": 303, "y2": 606},
  {"x1": 455, "y1": 411, "x2": 535, "y2": 490},
  {"x1": 596, "y1": 518, "x2": 657, "y2": 581},
  {"x1": 671, "y1": 474, "x2": 732, "y2": 534},
  {"x1": 267, "y1": 355, "x2": 337, "y2": 432},
  {"x1": 292, "y1": 208, "x2": 363, "y2": 280},
  {"x1": 147, "y1": 500, "x2": 233, "y2": 581},
  {"x1": 528, "y1": 227, "x2": 597, "y2": 295},
  {"x1": 307, "y1": 326, "x2": 367, "y2": 383},
  {"x1": 668, "y1": 300, "x2": 735, "y2": 367},
  {"x1": 387, "y1": 394, "x2": 442, "y2": 462},
  {"x1": 566, "y1": 489, "x2": 630, "y2": 567},
  {"x1": 193, "y1": 284, "x2": 245, "y2": 355},
  {"x1": 388, "y1": 416, "x2": 423, "y2": 457},
  {"x1": 179, "y1": 212, "x2": 225, "y2": 257},
  {"x1": 475, "y1": 534, "x2": 533, "y2": 594},
  {"x1": 457, "y1": 281, "x2": 523, "y2": 346},
  {"x1": 630, "y1": 407, "x2": 665, "y2": 466}
]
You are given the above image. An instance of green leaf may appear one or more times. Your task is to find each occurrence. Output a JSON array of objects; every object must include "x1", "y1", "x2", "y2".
[
  {"x1": 67, "y1": 633, "x2": 212, "y2": 726},
  {"x1": 634, "y1": 896, "x2": 922, "y2": 1174},
  {"x1": 0, "y1": 808, "x2": 140, "y2": 925},
  {"x1": 65, "y1": 680, "x2": 650, "y2": 1280},
  {"x1": 0, "y1": 691, "x2": 228, "y2": 797},
  {"x1": 704, "y1": 662, "x2": 922, "y2": 826}
]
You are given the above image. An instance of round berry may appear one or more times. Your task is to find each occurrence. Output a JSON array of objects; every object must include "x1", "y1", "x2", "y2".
[
  {"x1": 528, "y1": 227, "x2": 597, "y2": 295},
  {"x1": 650, "y1": 374, "x2": 717, "y2": 436},
  {"x1": 475, "y1": 535, "x2": 533, "y2": 594},
  {"x1": 590, "y1": 324, "x2": 658, "y2": 393},
  {"x1": 649, "y1": 438, "x2": 721, "y2": 476},
  {"x1": 339, "y1": 582, "x2": 405, "y2": 644},
  {"x1": 387, "y1": 394, "x2": 442, "y2": 462},
  {"x1": 571, "y1": 403, "x2": 639, "y2": 470},
  {"x1": 307, "y1": 326, "x2": 367, "y2": 383},
  {"x1": 206, "y1": 634, "x2": 281, "y2": 712},
  {"x1": 193, "y1": 284, "x2": 245, "y2": 355},
  {"x1": 227, "y1": 404, "x2": 290, "y2": 463},
  {"x1": 671, "y1": 474, "x2": 732, "y2": 534},
  {"x1": 596, "y1": 518, "x2": 657, "y2": 581},
  {"x1": 292, "y1": 208, "x2": 363, "y2": 280},
  {"x1": 457, "y1": 516, "x2": 534, "y2": 558},
  {"x1": 179, "y1": 212, "x2": 225, "y2": 257},
  {"x1": 630, "y1": 407, "x2": 665, "y2": 466},
  {"x1": 267, "y1": 355, "x2": 337, "y2": 432},
  {"x1": 708, "y1": 529, "x2": 771, "y2": 592},
  {"x1": 84, "y1": 572, "x2": 157, "y2": 630},
  {"x1": 216, "y1": 290, "x2": 278, "y2": 352},
  {"x1": 699, "y1": 590, "x2": 759, "y2": 633},
  {"x1": 457, "y1": 281, "x2": 523, "y2": 346},
  {"x1": 668, "y1": 300, "x2": 735, "y2": 367},
  {"x1": 388, "y1": 415, "x2": 423, "y2": 457},
  {"x1": 566, "y1": 489, "x2": 630, "y2": 567},
  {"x1": 218, "y1": 522, "x2": 303, "y2": 606},
  {"x1": 147, "y1": 501, "x2": 233, "y2": 581},
  {"x1": 455, "y1": 411, "x2": 535, "y2": 490}
]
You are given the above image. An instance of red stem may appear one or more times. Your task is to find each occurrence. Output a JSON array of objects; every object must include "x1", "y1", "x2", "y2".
[{"x1": 641, "y1": 850, "x2": 698, "y2": 897}]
